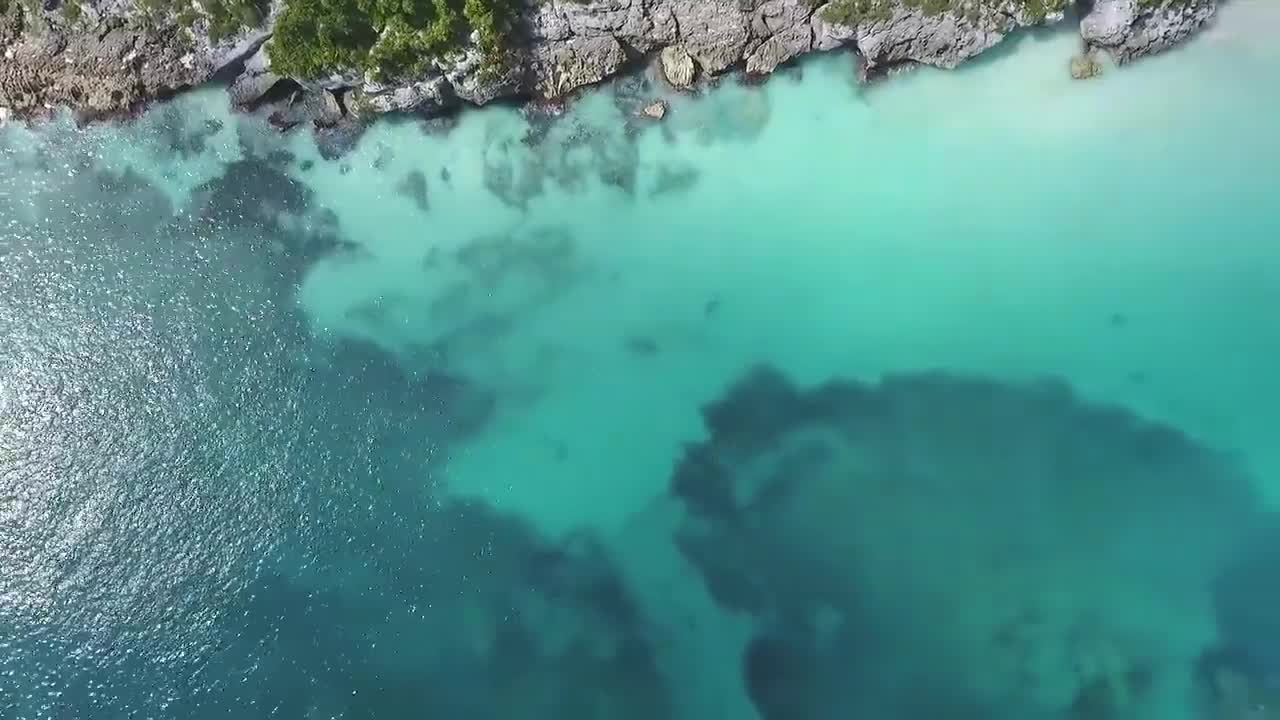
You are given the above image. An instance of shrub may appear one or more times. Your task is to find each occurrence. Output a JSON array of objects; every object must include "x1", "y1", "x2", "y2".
[{"x1": 268, "y1": 0, "x2": 516, "y2": 79}]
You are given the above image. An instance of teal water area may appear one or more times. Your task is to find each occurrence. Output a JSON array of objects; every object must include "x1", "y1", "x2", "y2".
[{"x1": 2, "y1": 3, "x2": 1279, "y2": 718}]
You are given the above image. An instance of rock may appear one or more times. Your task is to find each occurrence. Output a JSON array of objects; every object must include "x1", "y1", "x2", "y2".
[
  {"x1": 669, "y1": 0, "x2": 751, "y2": 75},
  {"x1": 1081, "y1": 0, "x2": 1216, "y2": 63},
  {"x1": 810, "y1": 6, "x2": 859, "y2": 52},
  {"x1": 1069, "y1": 53, "x2": 1103, "y2": 80},
  {"x1": 0, "y1": 0, "x2": 1225, "y2": 122},
  {"x1": 359, "y1": 76, "x2": 453, "y2": 114},
  {"x1": 857, "y1": 5, "x2": 1010, "y2": 74},
  {"x1": 660, "y1": 45, "x2": 697, "y2": 89},
  {"x1": 440, "y1": 46, "x2": 525, "y2": 105},
  {"x1": 228, "y1": 46, "x2": 283, "y2": 108},
  {"x1": 746, "y1": 25, "x2": 812, "y2": 75},
  {"x1": 317, "y1": 89, "x2": 345, "y2": 126},
  {"x1": 640, "y1": 99, "x2": 667, "y2": 120},
  {"x1": 532, "y1": 35, "x2": 628, "y2": 98}
]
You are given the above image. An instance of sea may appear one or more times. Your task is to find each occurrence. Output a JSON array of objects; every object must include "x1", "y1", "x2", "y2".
[{"x1": 2, "y1": 2, "x2": 1279, "y2": 718}]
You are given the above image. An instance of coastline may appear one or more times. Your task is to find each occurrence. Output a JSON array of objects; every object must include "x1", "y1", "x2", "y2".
[{"x1": 0, "y1": 0, "x2": 1220, "y2": 129}]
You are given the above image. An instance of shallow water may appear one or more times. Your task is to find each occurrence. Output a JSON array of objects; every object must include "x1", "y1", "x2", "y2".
[{"x1": 3, "y1": 3, "x2": 1280, "y2": 719}]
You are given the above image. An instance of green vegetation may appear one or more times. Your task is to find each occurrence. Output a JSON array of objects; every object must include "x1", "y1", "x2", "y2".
[
  {"x1": 60, "y1": 0, "x2": 82, "y2": 20},
  {"x1": 819, "y1": 0, "x2": 1067, "y2": 27},
  {"x1": 134, "y1": 0, "x2": 266, "y2": 40},
  {"x1": 267, "y1": 0, "x2": 517, "y2": 80},
  {"x1": 204, "y1": 0, "x2": 266, "y2": 40},
  {"x1": 817, "y1": 0, "x2": 891, "y2": 26}
]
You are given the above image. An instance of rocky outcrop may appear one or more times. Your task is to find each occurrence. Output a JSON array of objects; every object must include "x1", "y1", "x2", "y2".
[
  {"x1": 1081, "y1": 0, "x2": 1216, "y2": 62},
  {"x1": 0, "y1": 0, "x2": 268, "y2": 119},
  {"x1": 0, "y1": 0, "x2": 1226, "y2": 124}
]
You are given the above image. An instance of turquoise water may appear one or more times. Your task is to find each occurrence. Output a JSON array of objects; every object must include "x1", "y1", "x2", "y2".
[{"x1": 2, "y1": 3, "x2": 1280, "y2": 718}]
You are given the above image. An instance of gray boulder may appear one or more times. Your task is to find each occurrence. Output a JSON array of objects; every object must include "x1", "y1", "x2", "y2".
[
  {"x1": 746, "y1": 26, "x2": 813, "y2": 75},
  {"x1": 532, "y1": 34, "x2": 628, "y2": 97},
  {"x1": 360, "y1": 76, "x2": 453, "y2": 114},
  {"x1": 660, "y1": 45, "x2": 697, "y2": 88},
  {"x1": 228, "y1": 45, "x2": 283, "y2": 108}
]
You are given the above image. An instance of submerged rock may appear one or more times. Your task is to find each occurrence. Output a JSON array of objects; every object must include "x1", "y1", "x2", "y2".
[
  {"x1": 1070, "y1": 52, "x2": 1104, "y2": 80},
  {"x1": 672, "y1": 364, "x2": 1265, "y2": 719},
  {"x1": 640, "y1": 99, "x2": 667, "y2": 119}
]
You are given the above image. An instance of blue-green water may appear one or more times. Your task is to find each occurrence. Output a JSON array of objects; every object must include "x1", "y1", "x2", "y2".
[{"x1": 3, "y1": 4, "x2": 1280, "y2": 719}]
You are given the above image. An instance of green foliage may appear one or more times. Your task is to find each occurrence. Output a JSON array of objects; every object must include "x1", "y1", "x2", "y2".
[
  {"x1": 176, "y1": 6, "x2": 200, "y2": 26},
  {"x1": 819, "y1": 0, "x2": 890, "y2": 26},
  {"x1": 269, "y1": 0, "x2": 379, "y2": 77},
  {"x1": 201, "y1": 0, "x2": 267, "y2": 41},
  {"x1": 60, "y1": 0, "x2": 81, "y2": 20},
  {"x1": 1018, "y1": 0, "x2": 1066, "y2": 22},
  {"x1": 820, "y1": 0, "x2": 1067, "y2": 26},
  {"x1": 269, "y1": 0, "x2": 515, "y2": 79}
]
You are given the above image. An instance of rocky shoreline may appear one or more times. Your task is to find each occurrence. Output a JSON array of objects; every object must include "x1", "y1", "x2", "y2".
[{"x1": 1, "y1": 0, "x2": 1217, "y2": 127}]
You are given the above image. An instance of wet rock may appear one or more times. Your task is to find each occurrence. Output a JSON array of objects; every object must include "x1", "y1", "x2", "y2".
[
  {"x1": 660, "y1": 45, "x2": 697, "y2": 89},
  {"x1": 639, "y1": 99, "x2": 667, "y2": 120},
  {"x1": 1070, "y1": 52, "x2": 1103, "y2": 80}
]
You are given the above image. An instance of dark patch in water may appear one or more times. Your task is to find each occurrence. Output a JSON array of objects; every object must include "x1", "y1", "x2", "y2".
[
  {"x1": 1213, "y1": 516, "x2": 1280, "y2": 676},
  {"x1": 671, "y1": 364, "x2": 1265, "y2": 720},
  {"x1": 192, "y1": 156, "x2": 310, "y2": 229},
  {"x1": 743, "y1": 625, "x2": 823, "y2": 719},
  {"x1": 396, "y1": 169, "x2": 430, "y2": 212},
  {"x1": 154, "y1": 106, "x2": 225, "y2": 160},
  {"x1": 651, "y1": 165, "x2": 700, "y2": 198},
  {"x1": 624, "y1": 336, "x2": 659, "y2": 356},
  {"x1": 372, "y1": 142, "x2": 393, "y2": 170}
]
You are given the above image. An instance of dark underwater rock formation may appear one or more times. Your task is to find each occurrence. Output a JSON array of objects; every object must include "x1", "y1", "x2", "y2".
[
  {"x1": 671, "y1": 365, "x2": 1266, "y2": 720},
  {"x1": 196, "y1": 498, "x2": 674, "y2": 720},
  {"x1": 1211, "y1": 517, "x2": 1280, "y2": 678}
]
